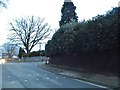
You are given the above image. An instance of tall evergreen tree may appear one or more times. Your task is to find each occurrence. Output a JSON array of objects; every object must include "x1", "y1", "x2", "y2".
[
  {"x1": 59, "y1": 0, "x2": 78, "y2": 26},
  {"x1": 18, "y1": 47, "x2": 25, "y2": 59}
]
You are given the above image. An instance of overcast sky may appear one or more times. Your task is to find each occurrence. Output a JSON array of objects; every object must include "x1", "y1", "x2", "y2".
[{"x1": 0, "y1": 0, "x2": 119, "y2": 50}]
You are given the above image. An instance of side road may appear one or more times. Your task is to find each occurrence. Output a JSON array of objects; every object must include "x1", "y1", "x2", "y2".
[{"x1": 37, "y1": 63, "x2": 119, "y2": 89}]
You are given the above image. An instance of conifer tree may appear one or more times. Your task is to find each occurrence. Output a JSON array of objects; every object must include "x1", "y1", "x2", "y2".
[
  {"x1": 59, "y1": 0, "x2": 78, "y2": 26},
  {"x1": 18, "y1": 47, "x2": 25, "y2": 59}
]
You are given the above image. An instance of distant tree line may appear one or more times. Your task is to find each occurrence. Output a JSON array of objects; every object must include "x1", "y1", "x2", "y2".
[
  {"x1": 45, "y1": 7, "x2": 120, "y2": 73},
  {"x1": 18, "y1": 47, "x2": 45, "y2": 59}
]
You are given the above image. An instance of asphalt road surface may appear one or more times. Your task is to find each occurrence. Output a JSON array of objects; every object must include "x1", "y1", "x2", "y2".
[{"x1": 1, "y1": 62, "x2": 109, "y2": 89}]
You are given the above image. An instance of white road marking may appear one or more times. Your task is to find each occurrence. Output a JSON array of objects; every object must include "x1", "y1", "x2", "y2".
[
  {"x1": 37, "y1": 74, "x2": 39, "y2": 76},
  {"x1": 56, "y1": 77, "x2": 58, "y2": 79},
  {"x1": 29, "y1": 74, "x2": 32, "y2": 76},
  {"x1": 24, "y1": 79, "x2": 28, "y2": 82},
  {"x1": 37, "y1": 78, "x2": 39, "y2": 80},
  {"x1": 11, "y1": 81, "x2": 15, "y2": 84},
  {"x1": 74, "y1": 79, "x2": 109, "y2": 89},
  {"x1": 46, "y1": 77, "x2": 49, "y2": 79},
  {"x1": 8, "y1": 76, "x2": 11, "y2": 78}
]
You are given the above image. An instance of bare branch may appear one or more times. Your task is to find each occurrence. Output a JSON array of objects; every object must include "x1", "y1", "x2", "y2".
[
  {"x1": 0, "y1": 0, "x2": 8, "y2": 9},
  {"x1": 2, "y1": 42, "x2": 18, "y2": 58}
]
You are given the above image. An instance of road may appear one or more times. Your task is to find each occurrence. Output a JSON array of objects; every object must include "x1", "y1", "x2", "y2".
[{"x1": 1, "y1": 62, "x2": 108, "y2": 89}]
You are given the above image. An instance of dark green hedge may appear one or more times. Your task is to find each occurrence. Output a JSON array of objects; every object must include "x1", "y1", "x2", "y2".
[
  {"x1": 45, "y1": 7, "x2": 120, "y2": 56},
  {"x1": 22, "y1": 50, "x2": 45, "y2": 57}
]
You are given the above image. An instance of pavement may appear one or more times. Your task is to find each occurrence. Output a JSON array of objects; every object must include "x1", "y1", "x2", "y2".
[
  {"x1": 1, "y1": 62, "x2": 111, "y2": 89},
  {"x1": 37, "y1": 63, "x2": 120, "y2": 90}
]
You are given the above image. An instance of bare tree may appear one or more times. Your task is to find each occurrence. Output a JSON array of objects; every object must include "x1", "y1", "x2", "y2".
[
  {"x1": 8, "y1": 16, "x2": 51, "y2": 53},
  {"x1": 2, "y1": 42, "x2": 18, "y2": 59},
  {"x1": 0, "y1": 0, "x2": 8, "y2": 8}
]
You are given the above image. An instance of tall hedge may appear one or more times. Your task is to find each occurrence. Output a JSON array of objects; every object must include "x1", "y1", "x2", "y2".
[
  {"x1": 21, "y1": 50, "x2": 45, "y2": 57},
  {"x1": 46, "y1": 7, "x2": 119, "y2": 57}
]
